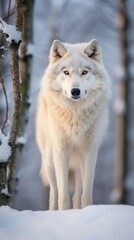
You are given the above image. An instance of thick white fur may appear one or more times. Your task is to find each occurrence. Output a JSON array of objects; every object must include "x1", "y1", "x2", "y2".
[{"x1": 36, "y1": 39, "x2": 111, "y2": 210}]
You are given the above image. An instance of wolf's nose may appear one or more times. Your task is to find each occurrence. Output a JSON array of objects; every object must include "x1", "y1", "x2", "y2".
[{"x1": 71, "y1": 88, "x2": 81, "y2": 98}]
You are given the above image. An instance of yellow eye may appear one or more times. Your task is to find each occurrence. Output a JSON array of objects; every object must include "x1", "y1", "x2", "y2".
[
  {"x1": 63, "y1": 70, "x2": 69, "y2": 75},
  {"x1": 82, "y1": 70, "x2": 88, "y2": 75}
]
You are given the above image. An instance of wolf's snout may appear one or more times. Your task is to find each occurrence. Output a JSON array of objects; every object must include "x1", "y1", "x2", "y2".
[{"x1": 71, "y1": 88, "x2": 81, "y2": 99}]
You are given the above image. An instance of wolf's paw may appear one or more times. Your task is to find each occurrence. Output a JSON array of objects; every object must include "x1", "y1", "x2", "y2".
[
  {"x1": 49, "y1": 199, "x2": 58, "y2": 210},
  {"x1": 81, "y1": 193, "x2": 92, "y2": 208},
  {"x1": 58, "y1": 194, "x2": 70, "y2": 210},
  {"x1": 72, "y1": 194, "x2": 81, "y2": 209}
]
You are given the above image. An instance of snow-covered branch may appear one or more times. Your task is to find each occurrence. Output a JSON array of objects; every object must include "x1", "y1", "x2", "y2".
[{"x1": 0, "y1": 18, "x2": 21, "y2": 43}]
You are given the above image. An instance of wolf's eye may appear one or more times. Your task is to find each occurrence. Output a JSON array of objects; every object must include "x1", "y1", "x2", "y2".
[
  {"x1": 82, "y1": 70, "x2": 88, "y2": 75},
  {"x1": 63, "y1": 70, "x2": 69, "y2": 75}
]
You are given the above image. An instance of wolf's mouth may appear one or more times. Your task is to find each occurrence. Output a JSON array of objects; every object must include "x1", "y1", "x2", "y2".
[{"x1": 71, "y1": 95, "x2": 81, "y2": 100}]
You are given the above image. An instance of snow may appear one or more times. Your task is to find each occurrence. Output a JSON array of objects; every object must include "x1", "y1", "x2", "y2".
[
  {"x1": 1, "y1": 184, "x2": 10, "y2": 197},
  {"x1": 113, "y1": 98, "x2": 126, "y2": 114},
  {"x1": 26, "y1": 43, "x2": 35, "y2": 56},
  {"x1": 0, "y1": 46, "x2": 7, "y2": 50},
  {"x1": 0, "y1": 129, "x2": 11, "y2": 162},
  {"x1": 0, "y1": 205, "x2": 134, "y2": 240},
  {"x1": 16, "y1": 134, "x2": 27, "y2": 146},
  {"x1": 0, "y1": 18, "x2": 21, "y2": 43},
  {"x1": 18, "y1": 43, "x2": 35, "y2": 58}
]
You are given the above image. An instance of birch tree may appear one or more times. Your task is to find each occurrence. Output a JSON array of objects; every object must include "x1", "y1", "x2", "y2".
[
  {"x1": 0, "y1": 0, "x2": 22, "y2": 205},
  {"x1": 0, "y1": 0, "x2": 34, "y2": 206},
  {"x1": 9, "y1": 0, "x2": 35, "y2": 205}
]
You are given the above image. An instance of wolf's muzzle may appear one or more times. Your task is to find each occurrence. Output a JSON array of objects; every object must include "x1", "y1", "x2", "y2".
[{"x1": 71, "y1": 88, "x2": 81, "y2": 99}]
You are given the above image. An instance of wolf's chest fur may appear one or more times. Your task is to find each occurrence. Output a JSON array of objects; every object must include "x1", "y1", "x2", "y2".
[{"x1": 51, "y1": 101, "x2": 97, "y2": 148}]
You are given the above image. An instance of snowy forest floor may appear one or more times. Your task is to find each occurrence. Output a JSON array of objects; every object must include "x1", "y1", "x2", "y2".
[{"x1": 0, "y1": 205, "x2": 134, "y2": 240}]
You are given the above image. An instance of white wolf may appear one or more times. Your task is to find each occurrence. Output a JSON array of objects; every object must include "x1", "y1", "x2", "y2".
[{"x1": 36, "y1": 39, "x2": 111, "y2": 210}]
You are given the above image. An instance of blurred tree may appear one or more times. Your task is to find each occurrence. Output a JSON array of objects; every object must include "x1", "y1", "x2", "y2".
[{"x1": 112, "y1": 0, "x2": 130, "y2": 204}]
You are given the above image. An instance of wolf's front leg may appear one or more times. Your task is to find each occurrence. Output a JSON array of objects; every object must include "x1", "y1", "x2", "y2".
[
  {"x1": 53, "y1": 149, "x2": 70, "y2": 210},
  {"x1": 41, "y1": 148, "x2": 58, "y2": 210},
  {"x1": 81, "y1": 148, "x2": 97, "y2": 208}
]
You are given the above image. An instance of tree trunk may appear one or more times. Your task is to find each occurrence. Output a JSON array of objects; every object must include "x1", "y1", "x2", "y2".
[
  {"x1": 0, "y1": 0, "x2": 22, "y2": 206},
  {"x1": 112, "y1": 0, "x2": 130, "y2": 204},
  {"x1": 9, "y1": 0, "x2": 35, "y2": 207}
]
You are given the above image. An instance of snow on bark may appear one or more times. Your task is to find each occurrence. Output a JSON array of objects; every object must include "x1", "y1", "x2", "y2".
[
  {"x1": 1, "y1": 184, "x2": 11, "y2": 197},
  {"x1": 0, "y1": 129, "x2": 11, "y2": 163},
  {"x1": 0, "y1": 129, "x2": 11, "y2": 205},
  {"x1": 0, "y1": 130, "x2": 11, "y2": 206},
  {"x1": 16, "y1": 134, "x2": 27, "y2": 146}
]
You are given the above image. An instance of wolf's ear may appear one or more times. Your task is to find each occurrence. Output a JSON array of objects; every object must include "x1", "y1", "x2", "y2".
[
  {"x1": 84, "y1": 39, "x2": 101, "y2": 62},
  {"x1": 49, "y1": 40, "x2": 67, "y2": 63}
]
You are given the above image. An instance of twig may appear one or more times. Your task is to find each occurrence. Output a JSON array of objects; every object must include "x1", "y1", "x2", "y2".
[
  {"x1": 0, "y1": 73, "x2": 9, "y2": 132},
  {"x1": 9, "y1": 43, "x2": 21, "y2": 151},
  {"x1": 2, "y1": 0, "x2": 15, "y2": 22},
  {"x1": 6, "y1": 0, "x2": 12, "y2": 23},
  {"x1": 3, "y1": 11, "x2": 15, "y2": 21}
]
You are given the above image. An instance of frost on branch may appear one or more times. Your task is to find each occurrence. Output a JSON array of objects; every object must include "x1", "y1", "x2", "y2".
[
  {"x1": 0, "y1": 129, "x2": 11, "y2": 163},
  {"x1": 0, "y1": 18, "x2": 21, "y2": 43}
]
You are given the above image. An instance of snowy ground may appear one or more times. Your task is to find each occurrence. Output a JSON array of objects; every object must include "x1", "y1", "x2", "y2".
[{"x1": 0, "y1": 205, "x2": 134, "y2": 240}]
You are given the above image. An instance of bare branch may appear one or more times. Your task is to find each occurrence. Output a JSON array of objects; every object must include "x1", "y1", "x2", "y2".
[
  {"x1": 3, "y1": 11, "x2": 15, "y2": 22},
  {"x1": 0, "y1": 73, "x2": 9, "y2": 132},
  {"x1": 8, "y1": 0, "x2": 23, "y2": 151},
  {"x1": 6, "y1": 0, "x2": 12, "y2": 23},
  {"x1": 9, "y1": 43, "x2": 21, "y2": 149}
]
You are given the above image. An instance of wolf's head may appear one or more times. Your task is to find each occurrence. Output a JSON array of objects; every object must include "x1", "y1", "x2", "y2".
[{"x1": 46, "y1": 39, "x2": 109, "y2": 103}]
